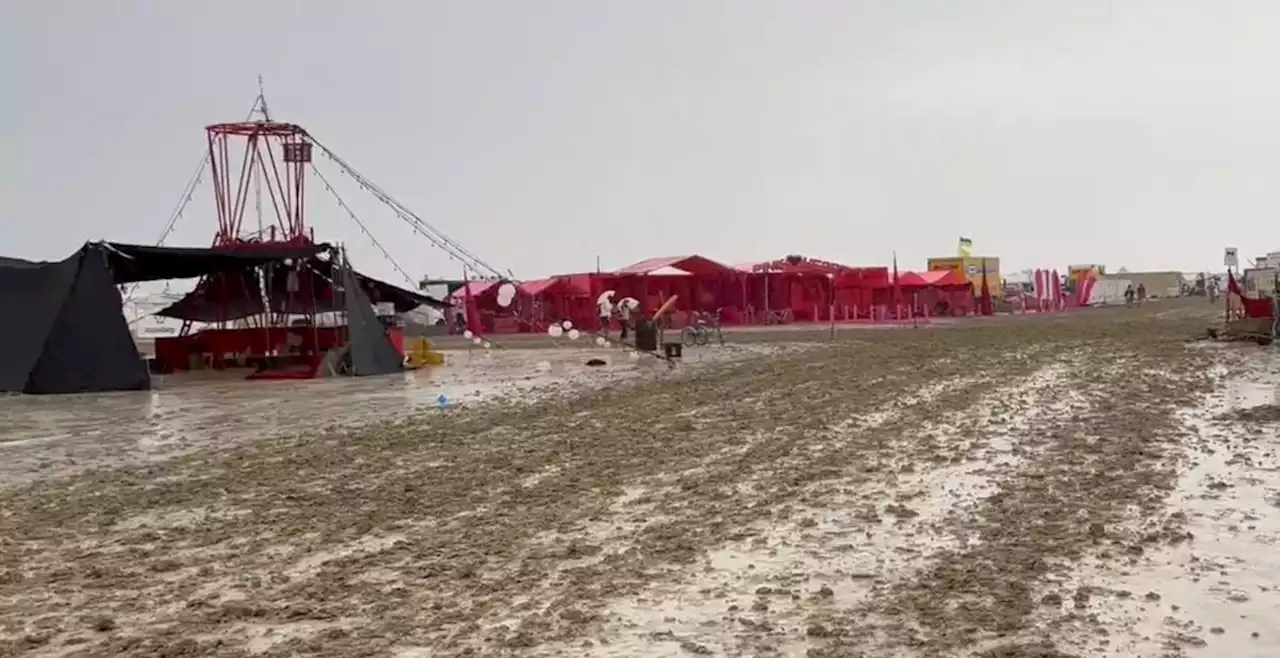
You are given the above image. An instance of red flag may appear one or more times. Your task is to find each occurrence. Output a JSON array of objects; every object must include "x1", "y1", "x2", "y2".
[
  {"x1": 979, "y1": 262, "x2": 994, "y2": 316},
  {"x1": 462, "y1": 277, "x2": 484, "y2": 337},
  {"x1": 1080, "y1": 276, "x2": 1095, "y2": 306},
  {"x1": 1228, "y1": 269, "x2": 1274, "y2": 318}
]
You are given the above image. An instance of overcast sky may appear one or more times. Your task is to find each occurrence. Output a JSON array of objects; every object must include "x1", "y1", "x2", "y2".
[{"x1": 4, "y1": 1, "x2": 1279, "y2": 283}]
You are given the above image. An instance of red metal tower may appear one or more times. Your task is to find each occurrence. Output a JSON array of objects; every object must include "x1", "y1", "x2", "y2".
[{"x1": 204, "y1": 89, "x2": 314, "y2": 247}]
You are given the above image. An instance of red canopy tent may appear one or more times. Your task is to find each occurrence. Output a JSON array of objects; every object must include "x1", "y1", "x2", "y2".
[
  {"x1": 519, "y1": 276, "x2": 593, "y2": 331},
  {"x1": 899, "y1": 270, "x2": 974, "y2": 316},
  {"x1": 449, "y1": 280, "x2": 525, "y2": 333},
  {"x1": 737, "y1": 256, "x2": 892, "y2": 324},
  {"x1": 611, "y1": 255, "x2": 735, "y2": 327},
  {"x1": 740, "y1": 256, "x2": 847, "y2": 323}
]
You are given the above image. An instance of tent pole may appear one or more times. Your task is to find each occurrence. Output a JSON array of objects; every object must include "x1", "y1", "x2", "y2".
[
  {"x1": 828, "y1": 274, "x2": 836, "y2": 339},
  {"x1": 306, "y1": 259, "x2": 320, "y2": 368},
  {"x1": 764, "y1": 271, "x2": 770, "y2": 320},
  {"x1": 251, "y1": 265, "x2": 270, "y2": 365},
  {"x1": 342, "y1": 246, "x2": 352, "y2": 350}
]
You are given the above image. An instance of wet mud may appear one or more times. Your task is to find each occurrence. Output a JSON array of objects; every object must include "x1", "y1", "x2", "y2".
[
  {"x1": 0, "y1": 302, "x2": 1269, "y2": 658},
  {"x1": 0, "y1": 346, "x2": 760, "y2": 489}
]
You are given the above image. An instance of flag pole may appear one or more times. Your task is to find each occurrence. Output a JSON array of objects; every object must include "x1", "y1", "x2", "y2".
[
  {"x1": 827, "y1": 273, "x2": 836, "y2": 340},
  {"x1": 892, "y1": 250, "x2": 902, "y2": 321},
  {"x1": 1225, "y1": 266, "x2": 1231, "y2": 325}
]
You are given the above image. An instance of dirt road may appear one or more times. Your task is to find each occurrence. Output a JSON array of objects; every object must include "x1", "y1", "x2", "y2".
[{"x1": 1, "y1": 302, "x2": 1274, "y2": 657}]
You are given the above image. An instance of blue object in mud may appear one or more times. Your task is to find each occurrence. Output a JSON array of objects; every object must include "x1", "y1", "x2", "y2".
[{"x1": 436, "y1": 394, "x2": 449, "y2": 407}]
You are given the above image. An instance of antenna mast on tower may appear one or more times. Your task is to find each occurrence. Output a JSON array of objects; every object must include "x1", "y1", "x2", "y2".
[
  {"x1": 252, "y1": 74, "x2": 272, "y2": 121},
  {"x1": 252, "y1": 76, "x2": 270, "y2": 235}
]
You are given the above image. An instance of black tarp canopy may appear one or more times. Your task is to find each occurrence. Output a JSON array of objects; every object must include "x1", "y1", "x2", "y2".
[
  {"x1": 101, "y1": 241, "x2": 333, "y2": 283},
  {"x1": 152, "y1": 255, "x2": 447, "y2": 322},
  {"x1": 0, "y1": 241, "x2": 444, "y2": 394}
]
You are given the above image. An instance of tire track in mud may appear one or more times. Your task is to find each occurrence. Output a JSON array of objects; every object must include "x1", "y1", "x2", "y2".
[
  {"x1": 550, "y1": 358, "x2": 1078, "y2": 657},
  {"x1": 2, "y1": 332, "x2": 1053, "y2": 657},
  {"x1": 1008, "y1": 352, "x2": 1280, "y2": 658},
  {"x1": 395, "y1": 344, "x2": 1063, "y2": 656},
  {"x1": 811, "y1": 316, "x2": 1217, "y2": 657}
]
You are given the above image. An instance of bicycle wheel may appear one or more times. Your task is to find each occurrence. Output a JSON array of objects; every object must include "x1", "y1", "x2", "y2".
[
  {"x1": 695, "y1": 328, "x2": 710, "y2": 346},
  {"x1": 681, "y1": 327, "x2": 699, "y2": 347}
]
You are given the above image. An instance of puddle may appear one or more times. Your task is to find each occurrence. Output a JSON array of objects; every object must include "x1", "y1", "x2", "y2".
[{"x1": 0, "y1": 347, "x2": 766, "y2": 488}]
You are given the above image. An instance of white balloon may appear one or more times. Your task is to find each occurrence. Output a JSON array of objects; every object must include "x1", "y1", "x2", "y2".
[
  {"x1": 568, "y1": 329, "x2": 580, "y2": 340},
  {"x1": 483, "y1": 341, "x2": 492, "y2": 349},
  {"x1": 595, "y1": 336, "x2": 606, "y2": 346},
  {"x1": 548, "y1": 325, "x2": 564, "y2": 338},
  {"x1": 562, "y1": 320, "x2": 574, "y2": 330},
  {"x1": 463, "y1": 330, "x2": 474, "y2": 339},
  {"x1": 496, "y1": 282, "x2": 517, "y2": 308},
  {"x1": 472, "y1": 337, "x2": 482, "y2": 345}
]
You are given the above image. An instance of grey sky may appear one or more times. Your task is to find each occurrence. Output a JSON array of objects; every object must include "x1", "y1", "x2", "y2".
[{"x1": 3, "y1": 1, "x2": 1277, "y2": 283}]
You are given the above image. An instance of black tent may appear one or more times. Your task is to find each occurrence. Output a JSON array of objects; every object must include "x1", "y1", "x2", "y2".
[
  {"x1": 0, "y1": 245, "x2": 150, "y2": 394},
  {"x1": 334, "y1": 257, "x2": 405, "y2": 377}
]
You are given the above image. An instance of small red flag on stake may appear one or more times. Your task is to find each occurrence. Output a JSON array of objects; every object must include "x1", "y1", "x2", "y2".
[{"x1": 979, "y1": 261, "x2": 994, "y2": 316}]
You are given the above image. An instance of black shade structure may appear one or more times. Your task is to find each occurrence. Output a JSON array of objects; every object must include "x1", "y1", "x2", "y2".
[
  {"x1": 0, "y1": 242, "x2": 447, "y2": 395},
  {"x1": 101, "y1": 241, "x2": 333, "y2": 284},
  {"x1": 152, "y1": 257, "x2": 447, "y2": 323}
]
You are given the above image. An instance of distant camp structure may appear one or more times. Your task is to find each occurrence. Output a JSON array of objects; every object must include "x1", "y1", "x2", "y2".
[{"x1": 0, "y1": 87, "x2": 497, "y2": 394}]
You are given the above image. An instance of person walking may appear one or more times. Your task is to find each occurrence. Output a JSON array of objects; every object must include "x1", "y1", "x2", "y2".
[
  {"x1": 618, "y1": 300, "x2": 633, "y2": 341},
  {"x1": 597, "y1": 295, "x2": 614, "y2": 339}
]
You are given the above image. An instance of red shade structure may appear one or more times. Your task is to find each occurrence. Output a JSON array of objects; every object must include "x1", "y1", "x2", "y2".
[
  {"x1": 736, "y1": 255, "x2": 859, "y2": 324},
  {"x1": 610, "y1": 255, "x2": 736, "y2": 326},
  {"x1": 518, "y1": 276, "x2": 594, "y2": 331},
  {"x1": 615, "y1": 255, "x2": 729, "y2": 277}
]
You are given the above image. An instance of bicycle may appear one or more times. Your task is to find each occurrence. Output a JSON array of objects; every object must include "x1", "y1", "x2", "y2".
[
  {"x1": 681, "y1": 309, "x2": 725, "y2": 347},
  {"x1": 765, "y1": 308, "x2": 793, "y2": 325}
]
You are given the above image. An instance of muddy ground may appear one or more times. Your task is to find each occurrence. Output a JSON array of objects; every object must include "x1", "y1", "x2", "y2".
[
  {"x1": 0, "y1": 346, "x2": 762, "y2": 489},
  {"x1": 1, "y1": 301, "x2": 1277, "y2": 657}
]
